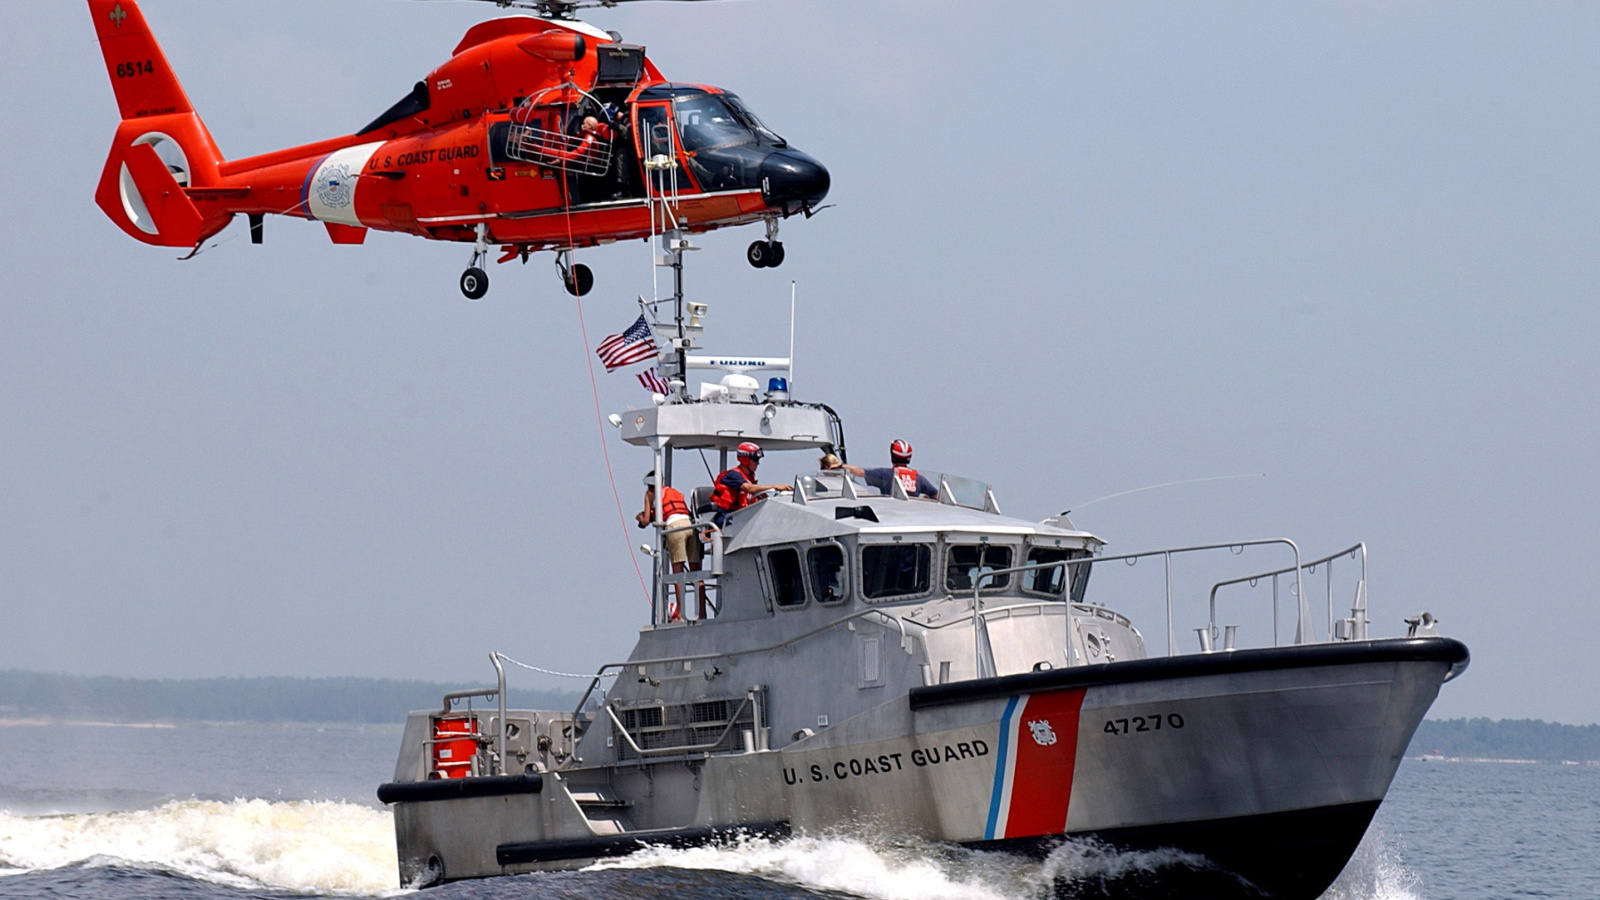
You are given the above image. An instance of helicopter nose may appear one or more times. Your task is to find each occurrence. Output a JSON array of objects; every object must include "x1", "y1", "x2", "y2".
[{"x1": 760, "y1": 149, "x2": 830, "y2": 212}]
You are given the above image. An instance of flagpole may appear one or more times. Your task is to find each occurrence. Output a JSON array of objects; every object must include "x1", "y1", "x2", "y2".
[{"x1": 673, "y1": 233, "x2": 686, "y2": 396}]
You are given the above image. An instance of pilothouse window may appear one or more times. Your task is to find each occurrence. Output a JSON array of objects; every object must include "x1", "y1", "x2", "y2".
[
  {"x1": 862, "y1": 544, "x2": 931, "y2": 601},
  {"x1": 767, "y1": 547, "x2": 806, "y2": 608},
  {"x1": 946, "y1": 545, "x2": 1013, "y2": 592},
  {"x1": 1024, "y1": 547, "x2": 1092, "y2": 601},
  {"x1": 1024, "y1": 548, "x2": 1071, "y2": 595},
  {"x1": 807, "y1": 544, "x2": 847, "y2": 604}
]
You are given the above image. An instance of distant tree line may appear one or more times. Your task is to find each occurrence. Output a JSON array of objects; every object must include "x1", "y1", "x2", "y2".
[
  {"x1": 5, "y1": 671, "x2": 1595, "y2": 755},
  {"x1": 1409, "y1": 717, "x2": 1600, "y2": 761},
  {"x1": 0, "y1": 670, "x2": 581, "y2": 724}
]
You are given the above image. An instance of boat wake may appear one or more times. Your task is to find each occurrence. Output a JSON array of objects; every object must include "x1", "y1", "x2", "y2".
[
  {"x1": 594, "y1": 827, "x2": 1424, "y2": 900},
  {"x1": 0, "y1": 799, "x2": 1422, "y2": 900},
  {"x1": 0, "y1": 798, "x2": 399, "y2": 895}
]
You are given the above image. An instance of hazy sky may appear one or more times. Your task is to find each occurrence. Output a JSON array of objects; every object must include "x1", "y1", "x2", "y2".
[{"x1": 3, "y1": 1, "x2": 1596, "y2": 724}]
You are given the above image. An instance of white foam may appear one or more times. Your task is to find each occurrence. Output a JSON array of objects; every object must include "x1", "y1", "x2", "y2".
[
  {"x1": 0, "y1": 800, "x2": 1425, "y2": 900},
  {"x1": 1321, "y1": 823, "x2": 1423, "y2": 900},
  {"x1": 593, "y1": 833, "x2": 1021, "y2": 900},
  {"x1": 591, "y1": 832, "x2": 1237, "y2": 900},
  {"x1": 0, "y1": 799, "x2": 402, "y2": 895}
]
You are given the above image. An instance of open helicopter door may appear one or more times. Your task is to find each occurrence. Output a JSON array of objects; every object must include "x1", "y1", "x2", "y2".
[
  {"x1": 635, "y1": 102, "x2": 695, "y2": 199},
  {"x1": 506, "y1": 104, "x2": 612, "y2": 179}
]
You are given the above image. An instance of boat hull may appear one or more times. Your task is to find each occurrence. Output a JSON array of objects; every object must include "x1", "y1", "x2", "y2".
[{"x1": 387, "y1": 638, "x2": 1467, "y2": 898}]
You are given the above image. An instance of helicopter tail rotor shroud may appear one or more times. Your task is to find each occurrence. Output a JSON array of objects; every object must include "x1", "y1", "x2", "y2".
[{"x1": 88, "y1": 0, "x2": 228, "y2": 247}]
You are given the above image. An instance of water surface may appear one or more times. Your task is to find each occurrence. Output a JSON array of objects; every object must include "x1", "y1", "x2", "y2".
[{"x1": 0, "y1": 722, "x2": 1590, "y2": 899}]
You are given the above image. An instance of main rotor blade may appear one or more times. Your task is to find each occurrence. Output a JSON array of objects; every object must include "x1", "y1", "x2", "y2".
[{"x1": 408, "y1": 0, "x2": 724, "y2": 13}]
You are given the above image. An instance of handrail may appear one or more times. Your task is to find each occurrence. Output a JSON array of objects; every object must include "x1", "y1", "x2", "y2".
[
  {"x1": 1208, "y1": 543, "x2": 1366, "y2": 647},
  {"x1": 604, "y1": 691, "x2": 756, "y2": 759},
  {"x1": 439, "y1": 688, "x2": 499, "y2": 714},
  {"x1": 912, "y1": 598, "x2": 1076, "y2": 630},
  {"x1": 435, "y1": 651, "x2": 510, "y2": 776},
  {"x1": 492, "y1": 652, "x2": 507, "y2": 775},
  {"x1": 973, "y1": 539, "x2": 1311, "y2": 660},
  {"x1": 570, "y1": 607, "x2": 911, "y2": 724}
]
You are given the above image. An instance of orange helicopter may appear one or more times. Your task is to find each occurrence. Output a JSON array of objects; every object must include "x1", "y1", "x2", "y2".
[{"x1": 88, "y1": 0, "x2": 831, "y2": 298}]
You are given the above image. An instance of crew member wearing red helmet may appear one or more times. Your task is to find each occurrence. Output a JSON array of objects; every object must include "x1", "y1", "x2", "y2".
[
  {"x1": 834, "y1": 439, "x2": 939, "y2": 499},
  {"x1": 712, "y1": 442, "x2": 792, "y2": 524}
]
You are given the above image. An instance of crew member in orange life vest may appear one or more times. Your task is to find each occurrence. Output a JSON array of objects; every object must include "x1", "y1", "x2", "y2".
[
  {"x1": 637, "y1": 471, "x2": 707, "y2": 619},
  {"x1": 833, "y1": 439, "x2": 939, "y2": 499},
  {"x1": 712, "y1": 442, "x2": 792, "y2": 524}
]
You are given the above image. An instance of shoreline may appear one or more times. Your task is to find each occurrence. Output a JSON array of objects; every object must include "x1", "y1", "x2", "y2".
[
  {"x1": 0, "y1": 718, "x2": 402, "y2": 730},
  {"x1": 1408, "y1": 754, "x2": 1600, "y2": 766}
]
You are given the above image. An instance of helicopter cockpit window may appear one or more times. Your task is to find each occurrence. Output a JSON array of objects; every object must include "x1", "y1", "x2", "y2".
[
  {"x1": 720, "y1": 94, "x2": 786, "y2": 147},
  {"x1": 359, "y1": 81, "x2": 430, "y2": 135},
  {"x1": 673, "y1": 95, "x2": 756, "y2": 153}
]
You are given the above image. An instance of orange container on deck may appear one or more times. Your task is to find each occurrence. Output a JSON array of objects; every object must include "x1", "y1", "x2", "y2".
[{"x1": 432, "y1": 715, "x2": 480, "y2": 779}]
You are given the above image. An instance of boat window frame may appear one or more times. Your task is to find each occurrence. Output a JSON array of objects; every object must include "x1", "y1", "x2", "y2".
[
  {"x1": 804, "y1": 539, "x2": 850, "y2": 606},
  {"x1": 857, "y1": 536, "x2": 935, "y2": 604},
  {"x1": 942, "y1": 536, "x2": 1018, "y2": 595},
  {"x1": 1020, "y1": 539, "x2": 1071, "y2": 600},
  {"x1": 764, "y1": 544, "x2": 808, "y2": 611}
]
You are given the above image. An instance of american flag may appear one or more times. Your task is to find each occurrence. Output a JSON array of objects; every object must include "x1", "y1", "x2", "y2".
[
  {"x1": 595, "y1": 315, "x2": 658, "y2": 371},
  {"x1": 637, "y1": 366, "x2": 671, "y2": 394}
]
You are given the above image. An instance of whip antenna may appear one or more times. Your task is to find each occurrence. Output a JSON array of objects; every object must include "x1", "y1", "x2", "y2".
[{"x1": 1061, "y1": 473, "x2": 1265, "y2": 516}]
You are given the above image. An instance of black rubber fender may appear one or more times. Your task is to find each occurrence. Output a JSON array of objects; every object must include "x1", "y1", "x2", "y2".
[{"x1": 377, "y1": 772, "x2": 543, "y2": 804}]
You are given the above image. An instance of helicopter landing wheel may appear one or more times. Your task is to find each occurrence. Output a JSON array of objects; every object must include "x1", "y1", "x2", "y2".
[
  {"x1": 460, "y1": 266, "x2": 489, "y2": 300},
  {"x1": 748, "y1": 240, "x2": 783, "y2": 268},
  {"x1": 563, "y1": 262, "x2": 594, "y2": 297}
]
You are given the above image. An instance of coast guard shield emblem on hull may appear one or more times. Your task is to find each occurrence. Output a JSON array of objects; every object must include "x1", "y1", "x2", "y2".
[
  {"x1": 986, "y1": 689, "x2": 1087, "y2": 840},
  {"x1": 1028, "y1": 719, "x2": 1057, "y2": 746}
]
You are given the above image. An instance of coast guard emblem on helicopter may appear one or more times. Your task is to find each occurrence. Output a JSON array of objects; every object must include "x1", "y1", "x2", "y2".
[
  {"x1": 1028, "y1": 719, "x2": 1057, "y2": 747},
  {"x1": 315, "y1": 165, "x2": 354, "y2": 209}
]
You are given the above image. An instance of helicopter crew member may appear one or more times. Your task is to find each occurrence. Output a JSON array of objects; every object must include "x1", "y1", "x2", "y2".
[
  {"x1": 637, "y1": 471, "x2": 707, "y2": 619},
  {"x1": 553, "y1": 115, "x2": 616, "y2": 204},
  {"x1": 833, "y1": 439, "x2": 938, "y2": 499},
  {"x1": 546, "y1": 115, "x2": 613, "y2": 166},
  {"x1": 712, "y1": 442, "x2": 792, "y2": 524}
]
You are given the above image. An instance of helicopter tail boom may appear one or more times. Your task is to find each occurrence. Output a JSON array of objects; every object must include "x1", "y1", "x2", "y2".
[
  {"x1": 89, "y1": 0, "x2": 194, "y2": 120},
  {"x1": 88, "y1": 0, "x2": 228, "y2": 246}
]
